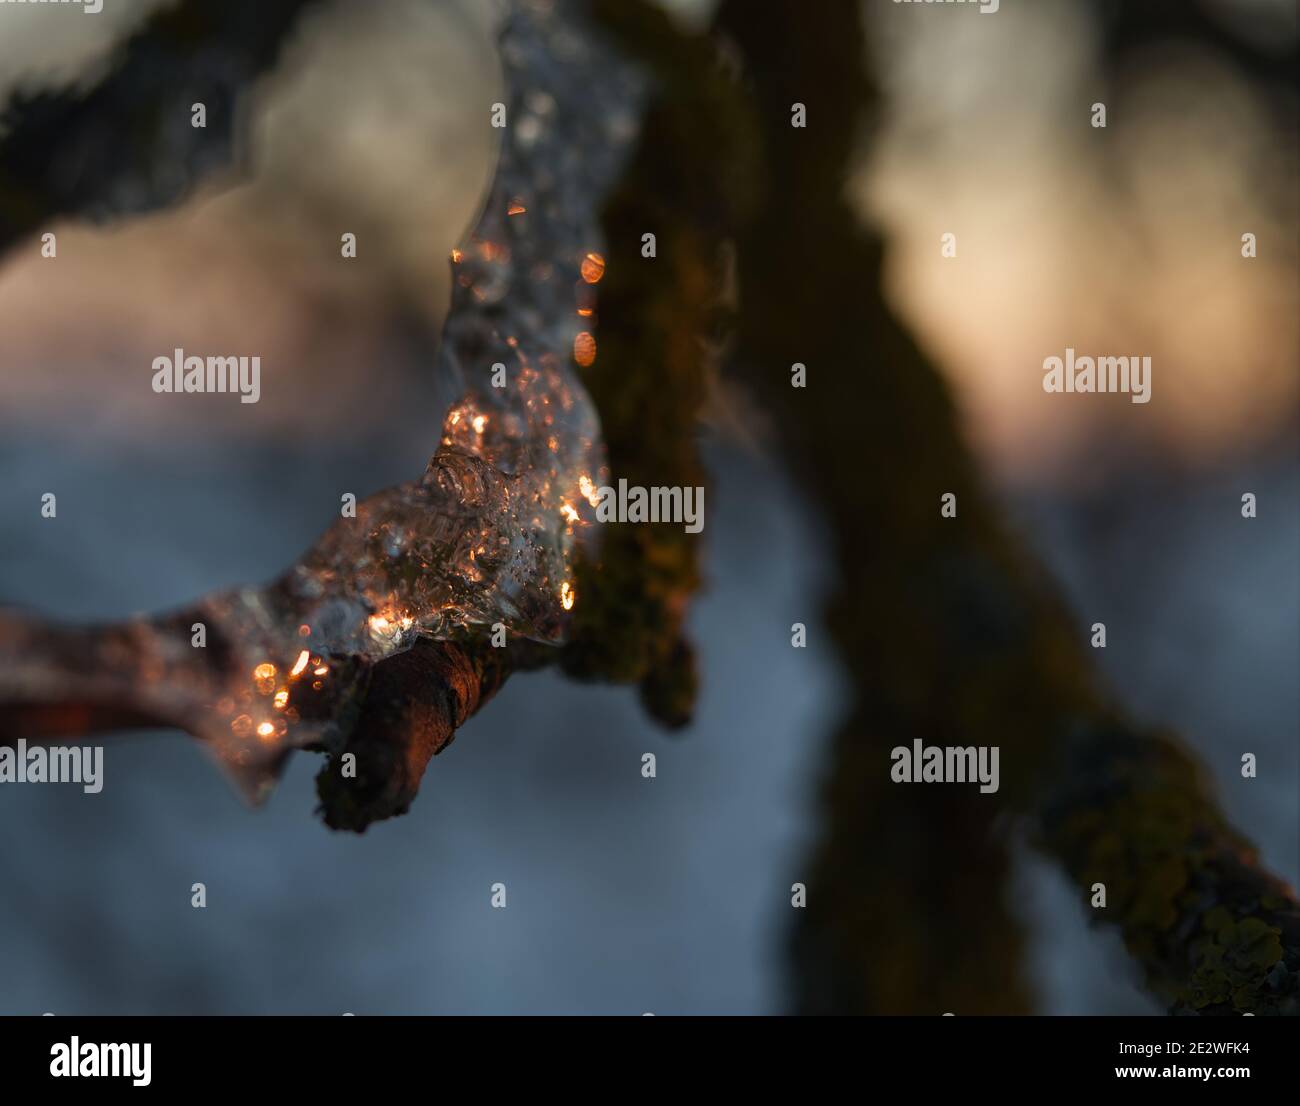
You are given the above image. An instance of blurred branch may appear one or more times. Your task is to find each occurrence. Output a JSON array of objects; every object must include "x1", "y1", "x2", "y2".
[
  {"x1": 1092, "y1": 0, "x2": 1300, "y2": 100},
  {"x1": 556, "y1": 0, "x2": 760, "y2": 726},
  {"x1": 701, "y1": 0, "x2": 1299, "y2": 1014},
  {"x1": 0, "y1": 0, "x2": 321, "y2": 257}
]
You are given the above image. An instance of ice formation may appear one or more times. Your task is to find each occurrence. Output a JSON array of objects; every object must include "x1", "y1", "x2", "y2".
[{"x1": 0, "y1": 0, "x2": 647, "y2": 800}]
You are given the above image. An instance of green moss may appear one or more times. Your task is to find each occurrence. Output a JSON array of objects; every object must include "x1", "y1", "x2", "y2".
[{"x1": 559, "y1": 0, "x2": 761, "y2": 726}]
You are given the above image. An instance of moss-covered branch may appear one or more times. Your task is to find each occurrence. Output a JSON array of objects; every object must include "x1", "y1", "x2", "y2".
[{"x1": 703, "y1": 0, "x2": 1297, "y2": 1013}]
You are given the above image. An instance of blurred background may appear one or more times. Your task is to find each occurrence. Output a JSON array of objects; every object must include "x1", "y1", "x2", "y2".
[{"x1": 0, "y1": 0, "x2": 1294, "y2": 1013}]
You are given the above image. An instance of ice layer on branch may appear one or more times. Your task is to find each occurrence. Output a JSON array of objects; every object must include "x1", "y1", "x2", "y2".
[{"x1": 0, "y1": 0, "x2": 648, "y2": 801}]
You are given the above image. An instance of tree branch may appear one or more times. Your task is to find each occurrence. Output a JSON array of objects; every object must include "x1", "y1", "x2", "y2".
[
  {"x1": 0, "y1": 0, "x2": 701, "y2": 832},
  {"x1": 708, "y1": 0, "x2": 1299, "y2": 1014},
  {"x1": 0, "y1": 0, "x2": 321, "y2": 255}
]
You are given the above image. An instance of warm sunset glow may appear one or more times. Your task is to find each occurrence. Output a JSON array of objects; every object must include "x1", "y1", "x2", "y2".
[
  {"x1": 561, "y1": 502, "x2": 579, "y2": 523},
  {"x1": 573, "y1": 331, "x2": 596, "y2": 367},
  {"x1": 580, "y1": 252, "x2": 605, "y2": 283}
]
